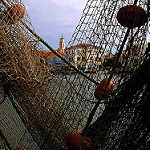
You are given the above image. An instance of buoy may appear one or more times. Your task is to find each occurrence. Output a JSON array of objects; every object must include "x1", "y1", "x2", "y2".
[
  {"x1": 67, "y1": 131, "x2": 91, "y2": 150},
  {"x1": 117, "y1": 5, "x2": 147, "y2": 28},
  {"x1": 7, "y1": 4, "x2": 25, "y2": 24},
  {"x1": 94, "y1": 78, "x2": 115, "y2": 100}
]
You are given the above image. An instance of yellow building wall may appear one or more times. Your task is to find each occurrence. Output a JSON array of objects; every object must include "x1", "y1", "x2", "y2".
[{"x1": 74, "y1": 46, "x2": 104, "y2": 70}]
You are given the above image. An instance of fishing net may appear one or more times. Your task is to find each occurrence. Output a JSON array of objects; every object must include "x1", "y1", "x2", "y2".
[{"x1": 0, "y1": 0, "x2": 149, "y2": 150}]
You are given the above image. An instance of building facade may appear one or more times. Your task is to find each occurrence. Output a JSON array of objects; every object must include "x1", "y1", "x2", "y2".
[
  {"x1": 42, "y1": 37, "x2": 68, "y2": 67},
  {"x1": 65, "y1": 46, "x2": 75, "y2": 65},
  {"x1": 47, "y1": 50, "x2": 68, "y2": 66},
  {"x1": 119, "y1": 44, "x2": 148, "y2": 70},
  {"x1": 42, "y1": 38, "x2": 104, "y2": 72},
  {"x1": 65, "y1": 43, "x2": 104, "y2": 71}
]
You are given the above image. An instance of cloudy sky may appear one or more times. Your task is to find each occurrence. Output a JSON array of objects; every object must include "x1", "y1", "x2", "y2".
[
  {"x1": 23, "y1": 0, "x2": 87, "y2": 49},
  {"x1": 23, "y1": 0, "x2": 149, "y2": 50}
]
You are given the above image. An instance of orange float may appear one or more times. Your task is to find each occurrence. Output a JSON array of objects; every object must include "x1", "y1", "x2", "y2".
[
  {"x1": 94, "y1": 78, "x2": 115, "y2": 100},
  {"x1": 66, "y1": 131, "x2": 91, "y2": 150},
  {"x1": 117, "y1": 5, "x2": 147, "y2": 28},
  {"x1": 7, "y1": 4, "x2": 25, "y2": 24}
]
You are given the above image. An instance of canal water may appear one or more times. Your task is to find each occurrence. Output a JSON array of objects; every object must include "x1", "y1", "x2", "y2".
[
  {"x1": 49, "y1": 72, "x2": 121, "y2": 132},
  {"x1": 0, "y1": 86, "x2": 40, "y2": 149}
]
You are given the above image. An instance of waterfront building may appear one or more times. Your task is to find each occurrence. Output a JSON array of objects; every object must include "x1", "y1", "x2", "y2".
[
  {"x1": 42, "y1": 37, "x2": 68, "y2": 67},
  {"x1": 65, "y1": 43, "x2": 104, "y2": 71},
  {"x1": 119, "y1": 44, "x2": 148, "y2": 70},
  {"x1": 86, "y1": 44, "x2": 104, "y2": 71},
  {"x1": 47, "y1": 50, "x2": 68, "y2": 66},
  {"x1": 64, "y1": 46, "x2": 75, "y2": 65},
  {"x1": 42, "y1": 37, "x2": 104, "y2": 71}
]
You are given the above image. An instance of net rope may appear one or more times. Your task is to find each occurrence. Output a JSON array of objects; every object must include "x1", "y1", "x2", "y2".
[{"x1": 0, "y1": 0, "x2": 149, "y2": 149}]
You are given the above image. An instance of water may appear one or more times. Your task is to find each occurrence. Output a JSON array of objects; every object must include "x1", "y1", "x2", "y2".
[{"x1": 50, "y1": 73, "x2": 117, "y2": 131}]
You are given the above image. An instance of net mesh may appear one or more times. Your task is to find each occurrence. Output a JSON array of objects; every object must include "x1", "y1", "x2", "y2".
[{"x1": 0, "y1": 0, "x2": 149, "y2": 150}]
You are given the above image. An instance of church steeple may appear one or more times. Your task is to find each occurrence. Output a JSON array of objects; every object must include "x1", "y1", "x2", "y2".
[{"x1": 59, "y1": 35, "x2": 65, "y2": 53}]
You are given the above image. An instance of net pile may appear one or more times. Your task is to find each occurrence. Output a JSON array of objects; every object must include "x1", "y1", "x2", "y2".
[{"x1": 0, "y1": 0, "x2": 149, "y2": 150}]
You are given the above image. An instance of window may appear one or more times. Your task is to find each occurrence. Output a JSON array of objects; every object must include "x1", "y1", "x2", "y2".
[
  {"x1": 77, "y1": 49, "x2": 80, "y2": 54},
  {"x1": 77, "y1": 57, "x2": 81, "y2": 61},
  {"x1": 77, "y1": 64, "x2": 81, "y2": 69},
  {"x1": 90, "y1": 50, "x2": 92, "y2": 54},
  {"x1": 56, "y1": 57, "x2": 60, "y2": 61},
  {"x1": 50, "y1": 57, "x2": 53, "y2": 61},
  {"x1": 82, "y1": 57, "x2": 86, "y2": 61},
  {"x1": 90, "y1": 57, "x2": 93, "y2": 61},
  {"x1": 82, "y1": 49, "x2": 85, "y2": 54},
  {"x1": 56, "y1": 57, "x2": 61, "y2": 64},
  {"x1": 69, "y1": 57, "x2": 73, "y2": 62},
  {"x1": 99, "y1": 50, "x2": 101, "y2": 54}
]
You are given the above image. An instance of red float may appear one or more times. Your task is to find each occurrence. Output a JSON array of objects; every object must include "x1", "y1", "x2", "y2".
[
  {"x1": 94, "y1": 78, "x2": 115, "y2": 100},
  {"x1": 117, "y1": 5, "x2": 147, "y2": 28},
  {"x1": 7, "y1": 4, "x2": 25, "y2": 24},
  {"x1": 15, "y1": 148, "x2": 25, "y2": 150},
  {"x1": 67, "y1": 131, "x2": 91, "y2": 150}
]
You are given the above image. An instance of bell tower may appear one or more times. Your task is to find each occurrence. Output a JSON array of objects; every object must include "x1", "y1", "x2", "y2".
[{"x1": 59, "y1": 36, "x2": 65, "y2": 53}]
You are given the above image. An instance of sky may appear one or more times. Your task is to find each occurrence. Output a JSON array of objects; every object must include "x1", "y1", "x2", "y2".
[
  {"x1": 23, "y1": 0, "x2": 150, "y2": 50},
  {"x1": 23, "y1": 0, "x2": 87, "y2": 49}
]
